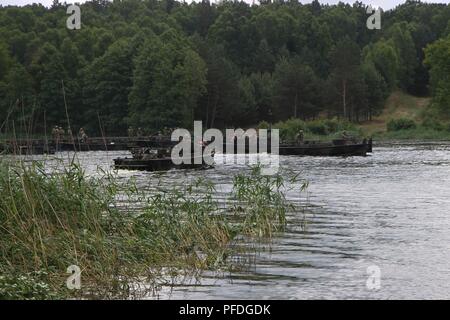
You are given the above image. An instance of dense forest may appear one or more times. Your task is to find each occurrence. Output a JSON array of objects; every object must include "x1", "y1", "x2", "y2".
[{"x1": 0, "y1": 0, "x2": 449, "y2": 135}]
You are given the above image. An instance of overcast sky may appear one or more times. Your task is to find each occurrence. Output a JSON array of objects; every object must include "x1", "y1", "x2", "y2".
[{"x1": 0, "y1": 0, "x2": 449, "y2": 10}]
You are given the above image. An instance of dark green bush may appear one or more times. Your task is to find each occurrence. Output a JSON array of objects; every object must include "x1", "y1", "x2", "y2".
[
  {"x1": 0, "y1": 272, "x2": 62, "y2": 300},
  {"x1": 422, "y1": 116, "x2": 444, "y2": 131},
  {"x1": 257, "y1": 121, "x2": 270, "y2": 129},
  {"x1": 273, "y1": 118, "x2": 306, "y2": 142},
  {"x1": 271, "y1": 118, "x2": 358, "y2": 141},
  {"x1": 305, "y1": 119, "x2": 357, "y2": 136},
  {"x1": 387, "y1": 118, "x2": 417, "y2": 131},
  {"x1": 306, "y1": 121, "x2": 328, "y2": 135}
]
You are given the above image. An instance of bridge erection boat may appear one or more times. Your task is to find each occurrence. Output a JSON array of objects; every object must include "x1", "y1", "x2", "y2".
[
  {"x1": 223, "y1": 138, "x2": 373, "y2": 157},
  {"x1": 113, "y1": 147, "x2": 211, "y2": 172},
  {"x1": 113, "y1": 156, "x2": 210, "y2": 171},
  {"x1": 279, "y1": 138, "x2": 373, "y2": 157}
]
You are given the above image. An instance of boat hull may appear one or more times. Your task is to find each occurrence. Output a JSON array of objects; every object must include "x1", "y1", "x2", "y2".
[
  {"x1": 113, "y1": 157, "x2": 211, "y2": 171},
  {"x1": 279, "y1": 142, "x2": 371, "y2": 157},
  {"x1": 222, "y1": 139, "x2": 372, "y2": 157}
]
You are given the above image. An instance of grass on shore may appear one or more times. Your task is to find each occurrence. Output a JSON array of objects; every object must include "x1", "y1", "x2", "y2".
[
  {"x1": 267, "y1": 91, "x2": 450, "y2": 141},
  {"x1": 359, "y1": 90, "x2": 431, "y2": 136},
  {"x1": 0, "y1": 160, "x2": 305, "y2": 299},
  {"x1": 373, "y1": 127, "x2": 450, "y2": 140},
  {"x1": 359, "y1": 90, "x2": 450, "y2": 140}
]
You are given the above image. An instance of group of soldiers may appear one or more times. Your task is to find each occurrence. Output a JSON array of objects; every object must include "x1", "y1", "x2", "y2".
[
  {"x1": 51, "y1": 126, "x2": 66, "y2": 143},
  {"x1": 127, "y1": 126, "x2": 175, "y2": 138},
  {"x1": 132, "y1": 147, "x2": 171, "y2": 160},
  {"x1": 51, "y1": 125, "x2": 88, "y2": 143},
  {"x1": 127, "y1": 126, "x2": 144, "y2": 137}
]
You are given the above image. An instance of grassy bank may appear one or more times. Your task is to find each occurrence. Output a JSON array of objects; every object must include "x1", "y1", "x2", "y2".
[
  {"x1": 0, "y1": 160, "x2": 305, "y2": 299},
  {"x1": 264, "y1": 91, "x2": 450, "y2": 142},
  {"x1": 359, "y1": 90, "x2": 450, "y2": 140},
  {"x1": 369, "y1": 116, "x2": 450, "y2": 141},
  {"x1": 372, "y1": 127, "x2": 450, "y2": 140}
]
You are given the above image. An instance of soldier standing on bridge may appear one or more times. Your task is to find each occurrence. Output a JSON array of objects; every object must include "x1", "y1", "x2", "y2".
[
  {"x1": 136, "y1": 127, "x2": 143, "y2": 138},
  {"x1": 79, "y1": 128, "x2": 88, "y2": 143},
  {"x1": 295, "y1": 130, "x2": 304, "y2": 144},
  {"x1": 59, "y1": 127, "x2": 65, "y2": 138},
  {"x1": 67, "y1": 127, "x2": 74, "y2": 144},
  {"x1": 51, "y1": 125, "x2": 62, "y2": 151},
  {"x1": 52, "y1": 125, "x2": 60, "y2": 144}
]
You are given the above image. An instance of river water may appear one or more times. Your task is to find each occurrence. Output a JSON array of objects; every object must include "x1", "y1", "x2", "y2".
[{"x1": 32, "y1": 141, "x2": 450, "y2": 299}]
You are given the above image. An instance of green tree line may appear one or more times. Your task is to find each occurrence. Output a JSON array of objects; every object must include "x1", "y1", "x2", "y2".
[{"x1": 0, "y1": 0, "x2": 449, "y2": 135}]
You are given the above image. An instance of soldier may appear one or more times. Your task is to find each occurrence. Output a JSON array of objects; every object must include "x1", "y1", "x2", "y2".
[
  {"x1": 128, "y1": 126, "x2": 135, "y2": 137},
  {"x1": 341, "y1": 130, "x2": 357, "y2": 144},
  {"x1": 141, "y1": 148, "x2": 150, "y2": 160},
  {"x1": 79, "y1": 128, "x2": 88, "y2": 143},
  {"x1": 67, "y1": 127, "x2": 74, "y2": 144},
  {"x1": 59, "y1": 127, "x2": 65, "y2": 139},
  {"x1": 136, "y1": 127, "x2": 143, "y2": 138},
  {"x1": 51, "y1": 126, "x2": 59, "y2": 142},
  {"x1": 78, "y1": 128, "x2": 84, "y2": 142},
  {"x1": 131, "y1": 148, "x2": 141, "y2": 159},
  {"x1": 51, "y1": 125, "x2": 61, "y2": 151},
  {"x1": 342, "y1": 130, "x2": 349, "y2": 140},
  {"x1": 295, "y1": 130, "x2": 304, "y2": 144},
  {"x1": 142, "y1": 148, "x2": 158, "y2": 160}
]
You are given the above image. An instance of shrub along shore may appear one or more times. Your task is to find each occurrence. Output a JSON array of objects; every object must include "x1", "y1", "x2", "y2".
[
  {"x1": 263, "y1": 117, "x2": 450, "y2": 142},
  {"x1": 0, "y1": 160, "x2": 305, "y2": 299},
  {"x1": 370, "y1": 117, "x2": 450, "y2": 141},
  {"x1": 258, "y1": 118, "x2": 362, "y2": 143}
]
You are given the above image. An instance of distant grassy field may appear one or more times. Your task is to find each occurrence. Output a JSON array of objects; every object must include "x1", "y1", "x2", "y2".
[
  {"x1": 264, "y1": 90, "x2": 450, "y2": 143},
  {"x1": 359, "y1": 90, "x2": 430, "y2": 135},
  {"x1": 359, "y1": 90, "x2": 450, "y2": 140}
]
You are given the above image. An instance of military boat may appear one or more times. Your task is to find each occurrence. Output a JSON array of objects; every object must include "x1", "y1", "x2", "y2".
[
  {"x1": 223, "y1": 138, "x2": 372, "y2": 156},
  {"x1": 113, "y1": 147, "x2": 212, "y2": 171},
  {"x1": 279, "y1": 138, "x2": 372, "y2": 156}
]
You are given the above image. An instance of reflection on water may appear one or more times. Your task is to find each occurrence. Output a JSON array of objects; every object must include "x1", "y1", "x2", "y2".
[{"x1": 21, "y1": 141, "x2": 450, "y2": 299}]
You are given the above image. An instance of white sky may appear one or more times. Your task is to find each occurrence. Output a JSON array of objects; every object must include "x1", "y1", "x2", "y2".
[{"x1": 0, "y1": 0, "x2": 449, "y2": 10}]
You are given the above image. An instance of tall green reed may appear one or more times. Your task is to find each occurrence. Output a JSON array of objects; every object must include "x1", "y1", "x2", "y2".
[{"x1": 0, "y1": 160, "x2": 306, "y2": 299}]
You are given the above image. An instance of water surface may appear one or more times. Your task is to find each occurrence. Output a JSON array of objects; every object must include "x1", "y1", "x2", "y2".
[{"x1": 30, "y1": 142, "x2": 450, "y2": 299}]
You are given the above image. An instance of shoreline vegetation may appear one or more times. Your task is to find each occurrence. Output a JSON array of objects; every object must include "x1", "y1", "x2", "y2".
[
  {"x1": 2, "y1": 112, "x2": 450, "y2": 149},
  {"x1": 359, "y1": 91, "x2": 450, "y2": 141},
  {"x1": 371, "y1": 127, "x2": 450, "y2": 141},
  {"x1": 261, "y1": 91, "x2": 450, "y2": 142},
  {"x1": 2, "y1": 89, "x2": 450, "y2": 149},
  {"x1": 0, "y1": 160, "x2": 307, "y2": 299},
  {"x1": 258, "y1": 118, "x2": 450, "y2": 144}
]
